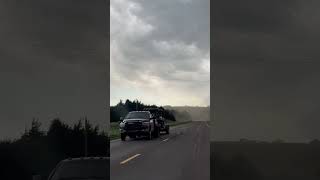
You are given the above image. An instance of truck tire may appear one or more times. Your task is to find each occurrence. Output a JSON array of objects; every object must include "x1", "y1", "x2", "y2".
[
  {"x1": 147, "y1": 131, "x2": 152, "y2": 140},
  {"x1": 153, "y1": 128, "x2": 160, "y2": 138},
  {"x1": 166, "y1": 128, "x2": 169, "y2": 134},
  {"x1": 121, "y1": 133, "x2": 126, "y2": 141},
  {"x1": 156, "y1": 128, "x2": 160, "y2": 137}
]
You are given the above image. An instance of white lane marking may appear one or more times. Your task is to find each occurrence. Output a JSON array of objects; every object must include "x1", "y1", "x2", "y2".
[
  {"x1": 162, "y1": 138, "x2": 169, "y2": 142},
  {"x1": 120, "y1": 154, "x2": 141, "y2": 165}
]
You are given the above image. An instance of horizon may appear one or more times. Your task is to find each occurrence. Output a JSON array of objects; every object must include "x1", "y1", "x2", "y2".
[{"x1": 110, "y1": 99, "x2": 211, "y2": 108}]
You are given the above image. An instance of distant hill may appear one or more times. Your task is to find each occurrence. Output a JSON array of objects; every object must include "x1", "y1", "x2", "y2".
[{"x1": 164, "y1": 106, "x2": 210, "y2": 121}]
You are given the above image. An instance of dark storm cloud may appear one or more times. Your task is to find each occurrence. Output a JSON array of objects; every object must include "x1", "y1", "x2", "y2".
[
  {"x1": 212, "y1": 0, "x2": 320, "y2": 142},
  {"x1": 0, "y1": 0, "x2": 108, "y2": 138},
  {"x1": 1, "y1": 0, "x2": 107, "y2": 65},
  {"x1": 213, "y1": 0, "x2": 320, "y2": 65},
  {"x1": 213, "y1": 0, "x2": 297, "y2": 33},
  {"x1": 134, "y1": 0, "x2": 210, "y2": 50}
]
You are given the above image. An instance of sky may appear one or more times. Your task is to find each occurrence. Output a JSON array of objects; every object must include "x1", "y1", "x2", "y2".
[
  {"x1": 0, "y1": 1, "x2": 108, "y2": 138},
  {"x1": 212, "y1": 0, "x2": 320, "y2": 142},
  {"x1": 110, "y1": 0, "x2": 210, "y2": 106}
]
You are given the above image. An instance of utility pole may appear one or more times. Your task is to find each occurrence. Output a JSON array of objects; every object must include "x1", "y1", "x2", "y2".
[
  {"x1": 84, "y1": 116, "x2": 88, "y2": 157},
  {"x1": 24, "y1": 121, "x2": 27, "y2": 136}
]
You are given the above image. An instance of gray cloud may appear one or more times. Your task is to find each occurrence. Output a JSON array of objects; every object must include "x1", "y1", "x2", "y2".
[
  {"x1": 0, "y1": 0, "x2": 108, "y2": 138},
  {"x1": 213, "y1": 0, "x2": 297, "y2": 33},
  {"x1": 213, "y1": 0, "x2": 320, "y2": 65},
  {"x1": 111, "y1": 0, "x2": 210, "y2": 106},
  {"x1": 134, "y1": 0, "x2": 210, "y2": 50},
  {"x1": 212, "y1": 0, "x2": 320, "y2": 142}
]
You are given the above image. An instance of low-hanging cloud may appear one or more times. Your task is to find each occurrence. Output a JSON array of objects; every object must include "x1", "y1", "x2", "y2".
[
  {"x1": 111, "y1": 0, "x2": 210, "y2": 106},
  {"x1": 0, "y1": 0, "x2": 108, "y2": 138},
  {"x1": 212, "y1": 0, "x2": 320, "y2": 142}
]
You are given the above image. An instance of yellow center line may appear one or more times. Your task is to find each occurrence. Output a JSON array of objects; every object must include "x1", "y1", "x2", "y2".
[
  {"x1": 120, "y1": 154, "x2": 141, "y2": 165},
  {"x1": 162, "y1": 138, "x2": 169, "y2": 142}
]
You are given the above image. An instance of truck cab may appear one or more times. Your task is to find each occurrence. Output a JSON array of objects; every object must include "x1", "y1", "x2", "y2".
[{"x1": 119, "y1": 111, "x2": 160, "y2": 141}]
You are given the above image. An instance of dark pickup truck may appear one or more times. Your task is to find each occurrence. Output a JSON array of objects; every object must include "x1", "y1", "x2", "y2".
[{"x1": 119, "y1": 111, "x2": 160, "y2": 141}]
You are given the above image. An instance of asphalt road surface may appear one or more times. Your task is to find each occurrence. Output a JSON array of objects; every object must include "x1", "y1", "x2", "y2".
[{"x1": 110, "y1": 121, "x2": 210, "y2": 180}]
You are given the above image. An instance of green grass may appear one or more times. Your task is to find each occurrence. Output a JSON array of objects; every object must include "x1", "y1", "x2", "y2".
[
  {"x1": 109, "y1": 121, "x2": 192, "y2": 140},
  {"x1": 110, "y1": 122, "x2": 120, "y2": 140}
]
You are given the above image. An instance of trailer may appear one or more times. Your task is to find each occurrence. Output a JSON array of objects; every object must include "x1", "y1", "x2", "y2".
[{"x1": 143, "y1": 108, "x2": 169, "y2": 134}]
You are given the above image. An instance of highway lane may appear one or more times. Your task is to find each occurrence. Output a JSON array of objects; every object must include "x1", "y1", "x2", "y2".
[{"x1": 110, "y1": 121, "x2": 210, "y2": 180}]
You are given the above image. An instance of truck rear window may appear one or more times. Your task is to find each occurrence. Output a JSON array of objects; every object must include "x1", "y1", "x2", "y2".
[{"x1": 125, "y1": 112, "x2": 149, "y2": 119}]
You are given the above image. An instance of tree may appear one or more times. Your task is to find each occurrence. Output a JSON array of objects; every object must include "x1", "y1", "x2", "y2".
[
  {"x1": 0, "y1": 117, "x2": 109, "y2": 180},
  {"x1": 21, "y1": 118, "x2": 44, "y2": 140},
  {"x1": 73, "y1": 119, "x2": 83, "y2": 132},
  {"x1": 47, "y1": 118, "x2": 70, "y2": 138}
]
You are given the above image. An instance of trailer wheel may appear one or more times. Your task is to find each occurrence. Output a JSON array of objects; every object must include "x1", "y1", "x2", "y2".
[
  {"x1": 153, "y1": 128, "x2": 160, "y2": 138},
  {"x1": 121, "y1": 133, "x2": 126, "y2": 141},
  {"x1": 147, "y1": 131, "x2": 152, "y2": 140}
]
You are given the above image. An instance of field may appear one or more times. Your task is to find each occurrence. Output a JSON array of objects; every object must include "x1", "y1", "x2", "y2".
[{"x1": 211, "y1": 141, "x2": 320, "y2": 180}]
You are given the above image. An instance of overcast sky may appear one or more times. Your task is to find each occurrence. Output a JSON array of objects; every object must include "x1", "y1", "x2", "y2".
[
  {"x1": 0, "y1": 1, "x2": 107, "y2": 138},
  {"x1": 212, "y1": 0, "x2": 320, "y2": 142},
  {"x1": 110, "y1": 0, "x2": 210, "y2": 106}
]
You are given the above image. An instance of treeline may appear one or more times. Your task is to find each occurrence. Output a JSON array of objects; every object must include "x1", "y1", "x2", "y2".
[
  {"x1": 110, "y1": 99, "x2": 177, "y2": 122},
  {"x1": 0, "y1": 118, "x2": 109, "y2": 180}
]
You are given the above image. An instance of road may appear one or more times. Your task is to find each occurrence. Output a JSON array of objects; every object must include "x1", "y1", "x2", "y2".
[{"x1": 110, "y1": 121, "x2": 210, "y2": 180}]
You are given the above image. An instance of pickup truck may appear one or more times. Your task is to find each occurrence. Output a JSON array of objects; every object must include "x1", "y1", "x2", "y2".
[{"x1": 119, "y1": 111, "x2": 160, "y2": 141}]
